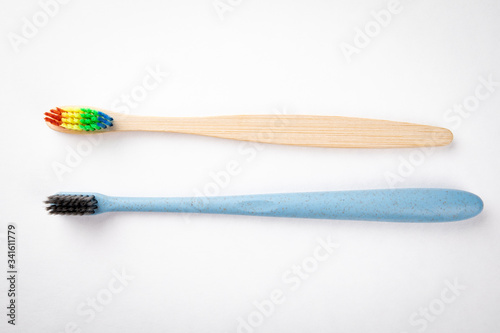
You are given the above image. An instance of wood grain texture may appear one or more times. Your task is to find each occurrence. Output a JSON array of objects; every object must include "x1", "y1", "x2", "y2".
[{"x1": 46, "y1": 108, "x2": 453, "y2": 148}]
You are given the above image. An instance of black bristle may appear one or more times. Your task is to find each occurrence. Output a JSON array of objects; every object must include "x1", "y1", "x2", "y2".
[{"x1": 45, "y1": 195, "x2": 98, "y2": 215}]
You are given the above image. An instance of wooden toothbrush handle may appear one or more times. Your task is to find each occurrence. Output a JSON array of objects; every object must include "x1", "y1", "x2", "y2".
[{"x1": 113, "y1": 114, "x2": 453, "y2": 148}]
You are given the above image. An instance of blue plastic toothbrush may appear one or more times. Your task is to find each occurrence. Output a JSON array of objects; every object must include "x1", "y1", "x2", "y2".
[{"x1": 45, "y1": 189, "x2": 483, "y2": 222}]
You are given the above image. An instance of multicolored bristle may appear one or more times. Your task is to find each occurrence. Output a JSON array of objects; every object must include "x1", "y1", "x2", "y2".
[{"x1": 44, "y1": 107, "x2": 113, "y2": 131}]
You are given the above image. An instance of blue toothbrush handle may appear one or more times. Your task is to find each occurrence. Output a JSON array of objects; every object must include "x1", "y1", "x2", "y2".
[{"x1": 89, "y1": 189, "x2": 482, "y2": 222}]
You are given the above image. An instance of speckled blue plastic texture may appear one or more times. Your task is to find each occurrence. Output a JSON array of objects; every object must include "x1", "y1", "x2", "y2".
[{"x1": 61, "y1": 189, "x2": 483, "y2": 222}]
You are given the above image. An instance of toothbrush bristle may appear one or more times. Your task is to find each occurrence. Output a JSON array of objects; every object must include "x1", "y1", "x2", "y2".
[
  {"x1": 44, "y1": 107, "x2": 114, "y2": 132},
  {"x1": 45, "y1": 194, "x2": 98, "y2": 215}
]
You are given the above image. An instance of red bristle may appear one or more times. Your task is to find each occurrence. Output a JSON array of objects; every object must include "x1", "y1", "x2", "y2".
[
  {"x1": 50, "y1": 108, "x2": 62, "y2": 115},
  {"x1": 45, "y1": 112, "x2": 62, "y2": 121},
  {"x1": 56, "y1": 107, "x2": 65, "y2": 113},
  {"x1": 44, "y1": 117, "x2": 61, "y2": 126}
]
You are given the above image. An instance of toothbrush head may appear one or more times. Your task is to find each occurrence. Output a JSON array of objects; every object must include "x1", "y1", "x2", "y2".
[
  {"x1": 44, "y1": 107, "x2": 114, "y2": 132},
  {"x1": 45, "y1": 194, "x2": 98, "y2": 215}
]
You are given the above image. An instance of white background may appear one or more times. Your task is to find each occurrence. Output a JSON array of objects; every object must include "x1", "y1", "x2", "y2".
[{"x1": 1, "y1": 0, "x2": 499, "y2": 332}]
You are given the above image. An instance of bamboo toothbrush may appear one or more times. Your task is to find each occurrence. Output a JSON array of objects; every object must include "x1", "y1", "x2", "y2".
[
  {"x1": 44, "y1": 107, "x2": 453, "y2": 148},
  {"x1": 44, "y1": 189, "x2": 482, "y2": 222}
]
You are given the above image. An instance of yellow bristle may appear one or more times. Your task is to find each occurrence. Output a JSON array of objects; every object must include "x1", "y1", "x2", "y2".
[
  {"x1": 61, "y1": 123, "x2": 83, "y2": 131},
  {"x1": 62, "y1": 111, "x2": 82, "y2": 119},
  {"x1": 61, "y1": 117, "x2": 78, "y2": 124},
  {"x1": 61, "y1": 107, "x2": 81, "y2": 112}
]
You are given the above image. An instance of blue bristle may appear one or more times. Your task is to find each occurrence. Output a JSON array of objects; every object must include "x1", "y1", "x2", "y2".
[
  {"x1": 98, "y1": 112, "x2": 113, "y2": 121},
  {"x1": 98, "y1": 117, "x2": 112, "y2": 126}
]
